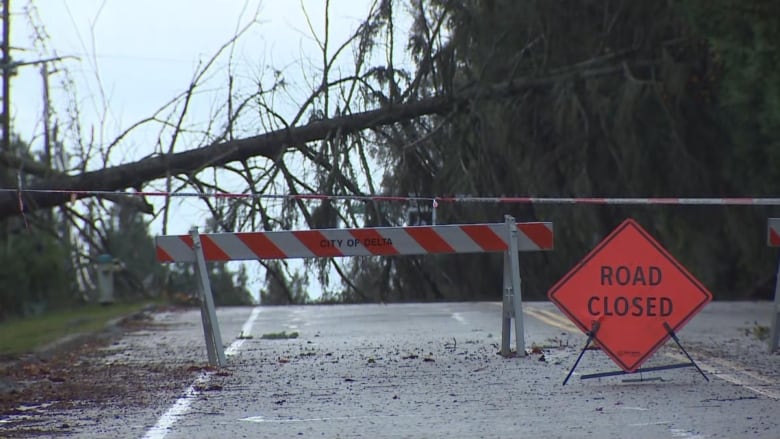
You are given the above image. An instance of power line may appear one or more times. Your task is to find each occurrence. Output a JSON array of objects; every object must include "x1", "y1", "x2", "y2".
[
  {"x1": 2, "y1": 0, "x2": 10, "y2": 153},
  {"x1": 3, "y1": 188, "x2": 780, "y2": 206}
]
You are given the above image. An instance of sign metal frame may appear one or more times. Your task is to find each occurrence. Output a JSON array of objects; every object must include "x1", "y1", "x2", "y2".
[{"x1": 548, "y1": 218, "x2": 711, "y2": 383}]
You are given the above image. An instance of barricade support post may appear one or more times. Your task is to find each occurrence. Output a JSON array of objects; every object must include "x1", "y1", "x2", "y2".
[
  {"x1": 505, "y1": 215, "x2": 526, "y2": 356},
  {"x1": 768, "y1": 218, "x2": 780, "y2": 353},
  {"x1": 501, "y1": 252, "x2": 512, "y2": 356},
  {"x1": 190, "y1": 227, "x2": 226, "y2": 367}
]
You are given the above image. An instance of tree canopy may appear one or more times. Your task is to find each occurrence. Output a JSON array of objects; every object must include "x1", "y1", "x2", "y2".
[
  {"x1": 343, "y1": 0, "x2": 780, "y2": 302},
  {"x1": 2, "y1": 0, "x2": 778, "y2": 312}
]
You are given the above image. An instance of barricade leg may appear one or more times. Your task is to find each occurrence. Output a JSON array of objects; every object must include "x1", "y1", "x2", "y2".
[
  {"x1": 501, "y1": 215, "x2": 525, "y2": 357},
  {"x1": 501, "y1": 252, "x2": 512, "y2": 356},
  {"x1": 505, "y1": 215, "x2": 526, "y2": 356},
  {"x1": 190, "y1": 227, "x2": 227, "y2": 367}
]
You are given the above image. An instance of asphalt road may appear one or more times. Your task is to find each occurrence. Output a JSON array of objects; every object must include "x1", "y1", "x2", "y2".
[{"x1": 8, "y1": 302, "x2": 780, "y2": 438}]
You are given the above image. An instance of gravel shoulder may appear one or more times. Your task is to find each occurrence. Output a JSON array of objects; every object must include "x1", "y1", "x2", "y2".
[{"x1": 0, "y1": 306, "x2": 206, "y2": 438}]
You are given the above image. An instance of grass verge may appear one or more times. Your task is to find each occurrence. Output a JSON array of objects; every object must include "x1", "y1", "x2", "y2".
[{"x1": 0, "y1": 301, "x2": 154, "y2": 357}]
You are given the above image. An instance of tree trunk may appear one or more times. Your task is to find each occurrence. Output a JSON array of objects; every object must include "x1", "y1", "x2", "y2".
[{"x1": 0, "y1": 65, "x2": 626, "y2": 219}]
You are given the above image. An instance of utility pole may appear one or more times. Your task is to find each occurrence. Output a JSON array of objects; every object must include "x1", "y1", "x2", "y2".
[
  {"x1": 0, "y1": 0, "x2": 74, "y2": 157},
  {"x1": 2, "y1": 0, "x2": 10, "y2": 153},
  {"x1": 41, "y1": 64, "x2": 50, "y2": 170}
]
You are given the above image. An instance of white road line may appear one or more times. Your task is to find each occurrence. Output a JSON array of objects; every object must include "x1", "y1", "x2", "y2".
[
  {"x1": 226, "y1": 307, "x2": 262, "y2": 356},
  {"x1": 142, "y1": 307, "x2": 262, "y2": 439},
  {"x1": 670, "y1": 428, "x2": 706, "y2": 439},
  {"x1": 141, "y1": 374, "x2": 210, "y2": 439},
  {"x1": 451, "y1": 312, "x2": 467, "y2": 324},
  {"x1": 629, "y1": 421, "x2": 671, "y2": 427},
  {"x1": 628, "y1": 420, "x2": 705, "y2": 439},
  {"x1": 240, "y1": 414, "x2": 416, "y2": 423},
  {"x1": 665, "y1": 352, "x2": 780, "y2": 400},
  {"x1": 704, "y1": 356, "x2": 775, "y2": 384}
]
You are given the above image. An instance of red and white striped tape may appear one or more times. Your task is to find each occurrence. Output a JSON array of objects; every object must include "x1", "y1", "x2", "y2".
[
  {"x1": 768, "y1": 218, "x2": 780, "y2": 247},
  {"x1": 6, "y1": 188, "x2": 780, "y2": 206},
  {"x1": 156, "y1": 222, "x2": 553, "y2": 262}
]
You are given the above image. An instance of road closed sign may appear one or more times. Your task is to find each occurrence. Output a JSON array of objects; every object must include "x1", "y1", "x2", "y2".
[{"x1": 548, "y1": 219, "x2": 712, "y2": 372}]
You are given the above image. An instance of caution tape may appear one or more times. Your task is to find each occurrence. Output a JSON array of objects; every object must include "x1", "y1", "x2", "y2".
[{"x1": 3, "y1": 188, "x2": 780, "y2": 206}]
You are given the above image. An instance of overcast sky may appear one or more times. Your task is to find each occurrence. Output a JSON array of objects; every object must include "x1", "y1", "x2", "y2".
[
  {"x1": 9, "y1": 1, "x2": 402, "y2": 299},
  {"x1": 12, "y1": 0, "x2": 378, "y2": 148},
  {"x1": 10, "y1": 1, "x2": 396, "y2": 235}
]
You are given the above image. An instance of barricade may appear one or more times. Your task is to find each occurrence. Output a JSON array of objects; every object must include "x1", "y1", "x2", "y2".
[
  {"x1": 767, "y1": 218, "x2": 780, "y2": 353},
  {"x1": 156, "y1": 215, "x2": 554, "y2": 366}
]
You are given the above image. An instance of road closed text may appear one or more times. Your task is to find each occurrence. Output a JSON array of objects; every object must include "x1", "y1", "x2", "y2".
[
  {"x1": 587, "y1": 265, "x2": 673, "y2": 317},
  {"x1": 319, "y1": 237, "x2": 393, "y2": 248}
]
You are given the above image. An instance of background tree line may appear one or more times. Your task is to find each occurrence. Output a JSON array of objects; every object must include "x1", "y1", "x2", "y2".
[
  {"x1": 339, "y1": 0, "x2": 780, "y2": 304},
  {"x1": 1, "y1": 0, "x2": 777, "y2": 316},
  {"x1": 0, "y1": 147, "x2": 253, "y2": 319}
]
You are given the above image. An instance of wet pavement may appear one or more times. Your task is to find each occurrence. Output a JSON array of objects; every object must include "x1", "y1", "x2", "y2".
[{"x1": 2, "y1": 302, "x2": 779, "y2": 438}]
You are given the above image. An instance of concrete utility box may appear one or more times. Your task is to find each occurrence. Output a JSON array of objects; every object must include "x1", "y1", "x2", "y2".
[{"x1": 96, "y1": 254, "x2": 116, "y2": 305}]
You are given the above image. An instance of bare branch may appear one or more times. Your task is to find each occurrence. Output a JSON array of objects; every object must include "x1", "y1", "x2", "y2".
[{"x1": 0, "y1": 62, "x2": 636, "y2": 218}]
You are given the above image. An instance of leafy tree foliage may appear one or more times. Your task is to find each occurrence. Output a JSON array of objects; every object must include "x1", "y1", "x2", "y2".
[
  {"x1": 0, "y1": 226, "x2": 74, "y2": 318},
  {"x1": 103, "y1": 204, "x2": 167, "y2": 299},
  {"x1": 680, "y1": 0, "x2": 780, "y2": 194},
  {"x1": 0, "y1": 139, "x2": 76, "y2": 319},
  {"x1": 165, "y1": 262, "x2": 253, "y2": 306},
  {"x1": 259, "y1": 260, "x2": 308, "y2": 305},
  {"x1": 6, "y1": 1, "x2": 777, "y2": 307},
  {"x1": 162, "y1": 216, "x2": 254, "y2": 306},
  {"x1": 350, "y1": 0, "x2": 777, "y2": 301}
]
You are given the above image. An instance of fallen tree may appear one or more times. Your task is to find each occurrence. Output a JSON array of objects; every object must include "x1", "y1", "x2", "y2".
[{"x1": 0, "y1": 63, "x2": 632, "y2": 220}]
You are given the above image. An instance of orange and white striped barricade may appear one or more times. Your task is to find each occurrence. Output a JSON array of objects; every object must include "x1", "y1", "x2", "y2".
[
  {"x1": 767, "y1": 218, "x2": 780, "y2": 353},
  {"x1": 156, "y1": 215, "x2": 554, "y2": 365}
]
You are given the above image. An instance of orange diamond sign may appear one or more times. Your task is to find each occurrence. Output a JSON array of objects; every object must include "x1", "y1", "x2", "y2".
[{"x1": 548, "y1": 219, "x2": 712, "y2": 372}]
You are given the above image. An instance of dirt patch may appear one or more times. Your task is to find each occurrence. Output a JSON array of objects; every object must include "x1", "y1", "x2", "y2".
[{"x1": 0, "y1": 307, "x2": 199, "y2": 438}]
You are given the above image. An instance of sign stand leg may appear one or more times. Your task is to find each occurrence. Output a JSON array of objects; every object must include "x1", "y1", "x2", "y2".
[
  {"x1": 563, "y1": 322, "x2": 600, "y2": 385},
  {"x1": 190, "y1": 227, "x2": 227, "y2": 367},
  {"x1": 662, "y1": 322, "x2": 708, "y2": 382},
  {"x1": 564, "y1": 321, "x2": 708, "y2": 385}
]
